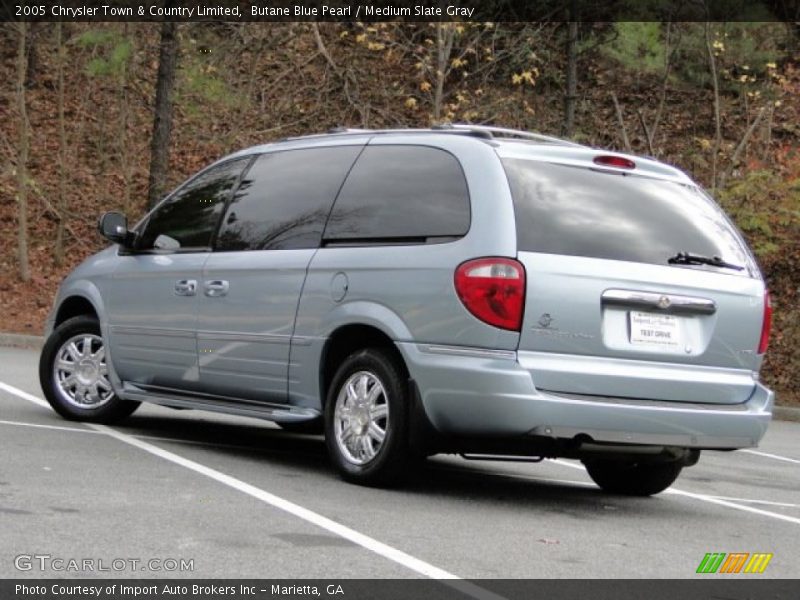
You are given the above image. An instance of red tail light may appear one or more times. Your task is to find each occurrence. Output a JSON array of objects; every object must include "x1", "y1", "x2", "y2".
[
  {"x1": 758, "y1": 290, "x2": 772, "y2": 354},
  {"x1": 454, "y1": 258, "x2": 526, "y2": 331}
]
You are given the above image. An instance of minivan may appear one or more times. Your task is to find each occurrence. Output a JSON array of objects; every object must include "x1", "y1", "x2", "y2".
[{"x1": 39, "y1": 124, "x2": 774, "y2": 496}]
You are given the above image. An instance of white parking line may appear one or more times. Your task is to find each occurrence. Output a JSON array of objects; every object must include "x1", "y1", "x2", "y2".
[
  {"x1": 551, "y1": 459, "x2": 800, "y2": 526},
  {"x1": 0, "y1": 380, "x2": 506, "y2": 600},
  {"x1": 430, "y1": 463, "x2": 597, "y2": 489},
  {"x1": 704, "y1": 495, "x2": 799, "y2": 508},
  {"x1": 0, "y1": 381, "x2": 49, "y2": 408},
  {"x1": 741, "y1": 449, "x2": 800, "y2": 465},
  {"x1": 0, "y1": 418, "x2": 102, "y2": 435}
]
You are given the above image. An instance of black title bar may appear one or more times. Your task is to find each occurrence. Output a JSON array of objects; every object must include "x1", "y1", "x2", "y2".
[{"x1": 3, "y1": 0, "x2": 800, "y2": 22}]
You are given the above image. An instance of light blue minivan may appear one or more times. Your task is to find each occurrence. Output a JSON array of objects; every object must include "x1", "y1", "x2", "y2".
[{"x1": 39, "y1": 125, "x2": 774, "y2": 495}]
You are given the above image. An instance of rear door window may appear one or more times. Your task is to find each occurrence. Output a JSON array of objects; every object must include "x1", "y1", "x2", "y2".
[
  {"x1": 215, "y1": 146, "x2": 362, "y2": 251},
  {"x1": 324, "y1": 145, "x2": 470, "y2": 243},
  {"x1": 503, "y1": 159, "x2": 751, "y2": 273}
]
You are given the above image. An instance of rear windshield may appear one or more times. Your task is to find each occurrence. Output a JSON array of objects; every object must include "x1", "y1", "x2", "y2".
[{"x1": 503, "y1": 159, "x2": 752, "y2": 274}]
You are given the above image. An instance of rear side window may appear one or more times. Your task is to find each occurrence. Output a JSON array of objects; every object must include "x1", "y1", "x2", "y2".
[
  {"x1": 138, "y1": 158, "x2": 249, "y2": 251},
  {"x1": 503, "y1": 159, "x2": 750, "y2": 271},
  {"x1": 216, "y1": 147, "x2": 362, "y2": 251},
  {"x1": 324, "y1": 145, "x2": 470, "y2": 242}
]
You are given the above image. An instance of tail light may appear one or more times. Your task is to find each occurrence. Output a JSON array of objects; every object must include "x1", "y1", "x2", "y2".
[
  {"x1": 758, "y1": 290, "x2": 772, "y2": 354},
  {"x1": 454, "y1": 258, "x2": 526, "y2": 331}
]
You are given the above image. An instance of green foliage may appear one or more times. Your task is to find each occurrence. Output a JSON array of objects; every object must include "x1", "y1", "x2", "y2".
[
  {"x1": 178, "y1": 49, "x2": 246, "y2": 119},
  {"x1": 719, "y1": 170, "x2": 800, "y2": 258},
  {"x1": 602, "y1": 22, "x2": 665, "y2": 75},
  {"x1": 671, "y1": 23, "x2": 787, "y2": 91},
  {"x1": 75, "y1": 29, "x2": 132, "y2": 81}
]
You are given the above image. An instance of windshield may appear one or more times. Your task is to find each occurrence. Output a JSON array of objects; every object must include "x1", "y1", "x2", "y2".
[{"x1": 502, "y1": 158, "x2": 755, "y2": 276}]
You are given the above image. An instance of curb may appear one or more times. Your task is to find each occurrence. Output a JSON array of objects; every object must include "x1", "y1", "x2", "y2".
[
  {"x1": 0, "y1": 333, "x2": 798, "y2": 421},
  {"x1": 773, "y1": 405, "x2": 800, "y2": 423},
  {"x1": 0, "y1": 333, "x2": 43, "y2": 350}
]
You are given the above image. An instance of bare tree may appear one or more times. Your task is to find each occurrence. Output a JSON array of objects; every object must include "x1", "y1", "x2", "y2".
[
  {"x1": 147, "y1": 20, "x2": 179, "y2": 209},
  {"x1": 562, "y1": 5, "x2": 578, "y2": 138},
  {"x1": 704, "y1": 22, "x2": 722, "y2": 193},
  {"x1": 54, "y1": 22, "x2": 67, "y2": 266},
  {"x1": 637, "y1": 22, "x2": 679, "y2": 156},
  {"x1": 16, "y1": 20, "x2": 30, "y2": 282},
  {"x1": 433, "y1": 23, "x2": 456, "y2": 122}
]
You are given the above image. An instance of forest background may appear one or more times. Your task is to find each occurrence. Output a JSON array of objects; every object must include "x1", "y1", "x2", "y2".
[{"x1": 1, "y1": 20, "x2": 798, "y2": 404}]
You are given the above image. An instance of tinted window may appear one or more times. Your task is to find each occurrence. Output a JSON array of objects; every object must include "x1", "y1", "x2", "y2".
[
  {"x1": 138, "y1": 159, "x2": 248, "y2": 251},
  {"x1": 324, "y1": 146, "x2": 470, "y2": 241},
  {"x1": 216, "y1": 146, "x2": 361, "y2": 251},
  {"x1": 503, "y1": 159, "x2": 751, "y2": 272}
]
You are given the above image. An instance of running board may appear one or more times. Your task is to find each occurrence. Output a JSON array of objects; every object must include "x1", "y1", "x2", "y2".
[{"x1": 120, "y1": 383, "x2": 320, "y2": 423}]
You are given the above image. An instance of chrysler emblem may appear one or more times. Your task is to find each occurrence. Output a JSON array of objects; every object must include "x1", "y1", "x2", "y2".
[{"x1": 658, "y1": 295, "x2": 671, "y2": 309}]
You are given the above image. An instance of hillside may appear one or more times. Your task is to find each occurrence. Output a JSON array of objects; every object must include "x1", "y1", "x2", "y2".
[{"x1": 1, "y1": 21, "x2": 797, "y2": 404}]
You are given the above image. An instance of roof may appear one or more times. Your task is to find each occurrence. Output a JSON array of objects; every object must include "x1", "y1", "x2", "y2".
[{"x1": 224, "y1": 123, "x2": 693, "y2": 185}]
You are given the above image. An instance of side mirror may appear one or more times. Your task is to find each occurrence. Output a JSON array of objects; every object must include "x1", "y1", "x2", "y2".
[{"x1": 98, "y1": 211, "x2": 131, "y2": 246}]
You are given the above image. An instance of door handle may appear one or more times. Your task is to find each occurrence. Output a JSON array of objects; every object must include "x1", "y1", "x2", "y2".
[
  {"x1": 601, "y1": 289, "x2": 716, "y2": 315},
  {"x1": 174, "y1": 279, "x2": 197, "y2": 296},
  {"x1": 204, "y1": 280, "x2": 229, "y2": 297}
]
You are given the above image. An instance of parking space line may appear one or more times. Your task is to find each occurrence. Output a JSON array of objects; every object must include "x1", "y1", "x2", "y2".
[
  {"x1": 0, "y1": 418, "x2": 101, "y2": 435},
  {"x1": 0, "y1": 381, "x2": 49, "y2": 408},
  {"x1": 741, "y1": 449, "x2": 800, "y2": 465},
  {"x1": 429, "y1": 463, "x2": 596, "y2": 489},
  {"x1": 551, "y1": 459, "x2": 800, "y2": 526},
  {"x1": 0, "y1": 380, "x2": 508, "y2": 599},
  {"x1": 704, "y1": 495, "x2": 798, "y2": 508}
]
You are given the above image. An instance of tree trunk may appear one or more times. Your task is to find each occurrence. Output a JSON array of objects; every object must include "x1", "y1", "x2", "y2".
[
  {"x1": 16, "y1": 20, "x2": 30, "y2": 282},
  {"x1": 119, "y1": 22, "x2": 132, "y2": 215},
  {"x1": 147, "y1": 20, "x2": 179, "y2": 209},
  {"x1": 562, "y1": 14, "x2": 578, "y2": 138},
  {"x1": 433, "y1": 23, "x2": 455, "y2": 123},
  {"x1": 54, "y1": 21, "x2": 67, "y2": 267},
  {"x1": 25, "y1": 22, "x2": 37, "y2": 88},
  {"x1": 704, "y1": 22, "x2": 722, "y2": 194}
]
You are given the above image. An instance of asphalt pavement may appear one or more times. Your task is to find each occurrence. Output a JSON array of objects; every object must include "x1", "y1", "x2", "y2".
[{"x1": 1, "y1": 344, "x2": 798, "y2": 580}]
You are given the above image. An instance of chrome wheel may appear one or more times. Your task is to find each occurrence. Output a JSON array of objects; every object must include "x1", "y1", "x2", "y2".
[
  {"x1": 52, "y1": 333, "x2": 114, "y2": 409},
  {"x1": 333, "y1": 371, "x2": 389, "y2": 465}
]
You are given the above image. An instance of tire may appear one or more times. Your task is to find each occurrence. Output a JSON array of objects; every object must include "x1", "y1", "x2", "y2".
[
  {"x1": 583, "y1": 459, "x2": 683, "y2": 496},
  {"x1": 324, "y1": 347, "x2": 409, "y2": 486},
  {"x1": 39, "y1": 315, "x2": 140, "y2": 423},
  {"x1": 277, "y1": 418, "x2": 324, "y2": 435}
]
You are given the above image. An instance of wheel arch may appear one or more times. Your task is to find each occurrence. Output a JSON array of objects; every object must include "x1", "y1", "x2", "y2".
[
  {"x1": 55, "y1": 295, "x2": 100, "y2": 327},
  {"x1": 319, "y1": 323, "x2": 409, "y2": 410}
]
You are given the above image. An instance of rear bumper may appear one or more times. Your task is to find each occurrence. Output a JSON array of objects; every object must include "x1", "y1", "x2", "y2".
[{"x1": 397, "y1": 343, "x2": 773, "y2": 450}]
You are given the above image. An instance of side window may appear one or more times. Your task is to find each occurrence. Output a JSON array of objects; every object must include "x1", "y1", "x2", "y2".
[
  {"x1": 137, "y1": 158, "x2": 248, "y2": 251},
  {"x1": 215, "y1": 146, "x2": 362, "y2": 251},
  {"x1": 323, "y1": 145, "x2": 471, "y2": 242}
]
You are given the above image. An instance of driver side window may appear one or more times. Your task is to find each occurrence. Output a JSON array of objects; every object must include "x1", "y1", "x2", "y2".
[{"x1": 137, "y1": 158, "x2": 249, "y2": 251}]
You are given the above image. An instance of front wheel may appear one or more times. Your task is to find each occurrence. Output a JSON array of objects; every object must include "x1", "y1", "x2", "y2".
[
  {"x1": 324, "y1": 348, "x2": 409, "y2": 486},
  {"x1": 583, "y1": 459, "x2": 683, "y2": 496},
  {"x1": 39, "y1": 315, "x2": 140, "y2": 423}
]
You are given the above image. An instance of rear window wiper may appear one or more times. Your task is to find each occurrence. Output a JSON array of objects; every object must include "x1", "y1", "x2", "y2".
[{"x1": 667, "y1": 251, "x2": 744, "y2": 271}]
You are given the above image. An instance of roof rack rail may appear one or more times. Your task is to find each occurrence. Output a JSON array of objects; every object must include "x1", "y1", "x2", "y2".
[
  {"x1": 279, "y1": 124, "x2": 580, "y2": 145},
  {"x1": 438, "y1": 123, "x2": 584, "y2": 147},
  {"x1": 327, "y1": 126, "x2": 371, "y2": 134}
]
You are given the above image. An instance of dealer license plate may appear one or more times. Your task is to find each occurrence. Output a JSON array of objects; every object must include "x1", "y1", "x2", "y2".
[{"x1": 629, "y1": 311, "x2": 682, "y2": 348}]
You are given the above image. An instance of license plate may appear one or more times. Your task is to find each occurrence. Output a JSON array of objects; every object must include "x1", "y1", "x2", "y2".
[{"x1": 629, "y1": 311, "x2": 682, "y2": 348}]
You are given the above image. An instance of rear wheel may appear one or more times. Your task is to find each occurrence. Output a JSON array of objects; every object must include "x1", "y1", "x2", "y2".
[
  {"x1": 39, "y1": 315, "x2": 140, "y2": 423},
  {"x1": 324, "y1": 348, "x2": 409, "y2": 486},
  {"x1": 584, "y1": 459, "x2": 682, "y2": 496}
]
